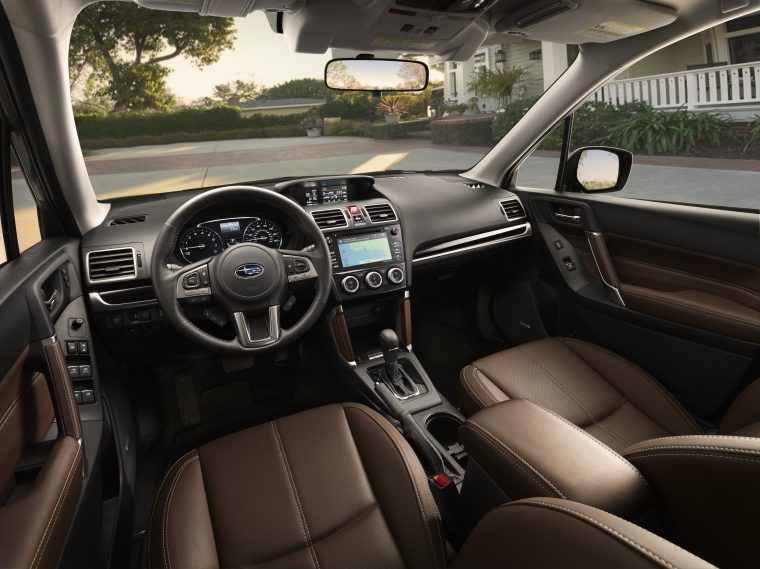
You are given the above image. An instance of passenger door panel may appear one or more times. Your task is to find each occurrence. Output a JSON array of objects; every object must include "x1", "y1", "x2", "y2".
[{"x1": 517, "y1": 189, "x2": 760, "y2": 418}]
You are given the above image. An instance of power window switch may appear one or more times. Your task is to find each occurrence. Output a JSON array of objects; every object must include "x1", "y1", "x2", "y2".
[
  {"x1": 67, "y1": 365, "x2": 80, "y2": 379},
  {"x1": 74, "y1": 391, "x2": 83, "y2": 404},
  {"x1": 564, "y1": 260, "x2": 576, "y2": 272},
  {"x1": 82, "y1": 389, "x2": 95, "y2": 404},
  {"x1": 77, "y1": 341, "x2": 89, "y2": 355},
  {"x1": 79, "y1": 365, "x2": 92, "y2": 378},
  {"x1": 65, "y1": 341, "x2": 78, "y2": 355},
  {"x1": 553, "y1": 240, "x2": 564, "y2": 250}
]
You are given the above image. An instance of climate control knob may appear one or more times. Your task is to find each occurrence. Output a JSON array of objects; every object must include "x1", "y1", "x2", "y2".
[
  {"x1": 341, "y1": 275, "x2": 360, "y2": 294},
  {"x1": 365, "y1": 271, "x2": 383, "y2": 289},
  {"x1": 387, "y1": 267, "x2": 405, "y2": 285}
]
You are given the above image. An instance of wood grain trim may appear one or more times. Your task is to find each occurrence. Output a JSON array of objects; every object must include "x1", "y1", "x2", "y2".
[
  {"x1": 399, "y1": 298, "x2": 413, "y2": 347},
  {"x1": 587, "y1": 233, "x2": 620, "y2": 289},
  {"x1": 330, "y1": 312, "x2": 355, "y2": 363}
]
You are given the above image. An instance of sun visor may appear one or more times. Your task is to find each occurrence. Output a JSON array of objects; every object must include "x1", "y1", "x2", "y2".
[
  {"x1": 133, "y1": 0, "x2": 288, "y2": 18},
  {"x1": 494, "y1": 0, "x2": 677, "y2": 44}
]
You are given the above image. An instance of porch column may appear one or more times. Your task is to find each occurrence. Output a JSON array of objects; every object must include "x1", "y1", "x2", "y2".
[{"x1": 541, "y1": 41, "x2": 568, "y2": 90}]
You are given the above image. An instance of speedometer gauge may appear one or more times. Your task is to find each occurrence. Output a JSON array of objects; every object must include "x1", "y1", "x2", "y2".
[
  {"x1": 179, "y1": 227, "x2": 223, "y2": 263},
  {"x1": 243, "y1": 219, "x2": 284, "y2": 249}
]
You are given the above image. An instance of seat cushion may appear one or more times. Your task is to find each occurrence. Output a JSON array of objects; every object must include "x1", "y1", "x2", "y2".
[
  {"x1": 460, "y1": 338, "x2": 702, "y2": 452},
  {"x1": 145, "y1": 403, "x2": 447, "y2": 569}
]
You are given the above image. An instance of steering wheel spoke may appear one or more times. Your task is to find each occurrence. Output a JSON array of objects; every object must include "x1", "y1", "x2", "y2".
[
  {"x1": 279, "y1": 248, "x2": 322, "y2": 285},
  {"x1": 232, "y1": 306, "x2": 281, "y2": 348},
  {"x1": 174, "y1": 260, "x2": 213, "y2": 301}
]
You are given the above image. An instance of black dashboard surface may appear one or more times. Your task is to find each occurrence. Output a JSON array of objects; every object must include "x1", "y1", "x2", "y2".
[{"x1": 81, "y1": 173, "x2": 528, "y2": 286}]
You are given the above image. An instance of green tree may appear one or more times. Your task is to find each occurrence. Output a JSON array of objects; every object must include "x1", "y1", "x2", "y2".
[
  {"x1": 468, "y1": 66, "x2": 529, "y2": 108},
  {"x1": 212, "y1": 80, "x2": 260, "y2": 103},
  {"x1": 259, "y1": 78, "x2": 331, "y2": 100},
  {"x1": 70, "y1": 3, "x2": 235, "y2": 110}
]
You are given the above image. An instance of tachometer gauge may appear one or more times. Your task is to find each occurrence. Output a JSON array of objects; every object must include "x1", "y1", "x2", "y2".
[
  {"x1": 179, "y1": 227, "x2": 223, "y2": 263},
  {"x1": 243, "y1": 219, "x2": 284, "y2": 249}
]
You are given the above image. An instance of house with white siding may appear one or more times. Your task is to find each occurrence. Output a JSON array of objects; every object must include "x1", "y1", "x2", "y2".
[{"x1": 441, "y1": 14, "x2": 760, "y2": 119}]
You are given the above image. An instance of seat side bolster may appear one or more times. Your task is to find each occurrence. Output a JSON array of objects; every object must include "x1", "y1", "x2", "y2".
[
  {"x1": 459, "y1": 365, "x2": 507, "y2": 415},
  {"x1": 624, "y1": 435, "x2": 760, "y2": 568},
  {"x1": 146, "y1": 450, "x2": 220, "y2": 569},
  {"x1": 460, "y1": 400, "x2": 651, "y2": 519},
  {"x1": 720, "y1": 378, "x2": 760, "y2": 435},
  {"x1": 452, "y1": 497, "x2": 715, "y2": 569}
]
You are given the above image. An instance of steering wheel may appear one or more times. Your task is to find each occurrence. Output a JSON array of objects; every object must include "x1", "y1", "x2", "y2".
[{"x1": 151, "y1": 186, "x2": 333, "y2": 354}]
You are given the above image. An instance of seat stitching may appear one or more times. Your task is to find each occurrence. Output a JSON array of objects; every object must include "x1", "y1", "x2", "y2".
[
  {"x1": 30, "y1": 443, "x2": 81, "y2": 569},
  {"x1": 162, "y1": 454, "x2": 199, "y2": 569},
  {"x1": 231, "y1": 503, "x2": 380, "y2": 569},
  {"x1": 460, "y1": 367, "x2": 489, "y2": 409},
  {"x1": 517, "y1": 499, "x2": 685, "y2": 569},
  {"x1": 561, "y1": 339, "x2": 702, "y2": 436},
  {"x1": 472, "y1": 368, "x2": 506, "y2": 406},
  {"x1": 462, "y1": 422, "x2": 565, "y2": 498},
  {"x1": 342, "y1": 403, "x2": 446, "y2": 569},
  {"x1": 627, "y1": 444, "x2": 760, "y2": 454},
  {"x1": 623, "y1": 289, "x2": 760, "y2": 329},
  {"x1": 512, "y1": 346, "x2": 631, "y2": 448},
  {"x1": 522, "y1": 401, "x2": 650, "y2": 486},
  {"x1": 630, "y1": 452, "x2": 760, "y2": 464},
  {"x1": 0, "y1": 372, "x2": 45, "y2": 432},
  {"x1": 272, "y1": 421, "x2": 320, "y2": 569}
]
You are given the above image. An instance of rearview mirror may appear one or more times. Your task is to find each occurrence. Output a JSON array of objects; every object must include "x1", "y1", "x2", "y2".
[
  {"x1": 325, "y1": 58, "x2": 429, "y2": 92},
  {"x1": 564, "y1": 147, "x2": 632, "y2": 193}
]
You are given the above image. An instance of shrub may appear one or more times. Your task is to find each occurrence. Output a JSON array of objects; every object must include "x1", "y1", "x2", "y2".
[
  {"x1": 491, "y1": 96, "x2": 540, "y2": 141},
  {"x1": 432, "y1": 117, "x2": 493, "y2": 146},
  {"x1": 323, "y1": 120, "x2": 373, "y2": 137},
  {"x1": 742, "y1": 114, "x2": 760, "y2": 153},
  {"x1": 318, "y1": 94, "x2": 376, "y2": 120},
  {"x1": 370, "y1": 118, "x2": 430, "y2": 140},
  {"x1": 607, "y1": 105, "x2": 731, "y2": 154},
  {"x1": 375, "y1": 96, "x2": 408, "y2": 117}
]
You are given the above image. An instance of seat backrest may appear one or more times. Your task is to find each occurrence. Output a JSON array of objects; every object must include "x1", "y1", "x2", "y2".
[{"x1": 451, "y1": 497, "x2": 715, "y2": 568}]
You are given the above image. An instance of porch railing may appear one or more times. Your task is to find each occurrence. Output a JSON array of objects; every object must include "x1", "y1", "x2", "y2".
[{"x1": 591, "y1": 61, "x2": 760, "y2": 110}]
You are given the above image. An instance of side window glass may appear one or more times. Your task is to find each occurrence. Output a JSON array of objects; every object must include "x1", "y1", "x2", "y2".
[{"x1": 11, "y1": 148, "x2": 42, "y2": 253}]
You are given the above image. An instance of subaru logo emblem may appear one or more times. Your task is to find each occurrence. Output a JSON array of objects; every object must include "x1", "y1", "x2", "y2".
[{"x1": 235, "y1": 263, "x2": 265, "y2": 278}]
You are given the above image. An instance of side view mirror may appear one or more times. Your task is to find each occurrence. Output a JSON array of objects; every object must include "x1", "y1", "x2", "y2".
[
  {"x1": 324, "y1": 58, "x2": 429, "y2": 92},
  {"x1": 564, "y1": 147, "x2": 632, "y2": 193}
]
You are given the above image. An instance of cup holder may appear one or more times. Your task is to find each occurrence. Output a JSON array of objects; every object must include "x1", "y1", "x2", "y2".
[{"x1": 426, "y1": 413, "x2": 465, "y2": 459}]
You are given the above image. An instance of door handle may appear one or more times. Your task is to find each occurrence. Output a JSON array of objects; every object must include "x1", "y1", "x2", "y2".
[{"x1": 553, "y1": 212, "x2": 580, "y2": 223}]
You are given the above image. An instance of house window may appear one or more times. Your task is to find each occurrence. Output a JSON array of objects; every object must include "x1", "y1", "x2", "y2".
[
  {"x1": 728, "y1": 32, "x2": 760, "y2": 64},
  {"x1": 495, "y1": 49, "x2": 506, "y2": 63}
]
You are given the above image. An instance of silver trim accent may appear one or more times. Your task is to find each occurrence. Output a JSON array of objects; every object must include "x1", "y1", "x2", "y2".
[
  {"x1": 86, "y1": 246, "x2": 137, "y2": 284},
  {"x1": 386, "y1": 267, "x2": 405, "y2": 285},
  {"x1": 554, "y1": 212, "x2": 581, "y2": 223},
  {"x1": 499, "y1": 198, "x2": 527, "y2": 221},
  {"x1": 88, "y1": 290, "x2": 158, "y2": 311},
  {"x1": 311, "y1": 207, "x2": 349, "y2": 230},
  {"x1": 341, "y1": 275, "x2": 360, "y2": 294},
  {"x1": 363, "y1": 202, "x2": 399, "y2": 224},
  {"x1": 586, "y1": 232, "x2": 626, "y2": 307},
  {"x1": 413, "y1": 223, "x2": 532, "y2": 263},
  {"x1": 365, "y1": 271, "x2": 383, "y2": 289},
  {"x1": 233, "y1": 306, "x2": 281, "y2": 348}
]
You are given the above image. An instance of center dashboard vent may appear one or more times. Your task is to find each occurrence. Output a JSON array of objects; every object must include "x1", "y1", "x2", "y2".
[
  {"x1": 499, "y1": 199, "x2": 526, "y2": 221},
  {"x1": 87, "y1": 247, "x2": 137, "y2": 282},
  {"x1": 109, "y1": 214, "x2": 147, "y2": 226},
  {"x1": 311, "y1": 209, "x2": 348, "y2": 229},
  {"x1": 365, "y1": 203, "x2": 397, "y2": 223}
]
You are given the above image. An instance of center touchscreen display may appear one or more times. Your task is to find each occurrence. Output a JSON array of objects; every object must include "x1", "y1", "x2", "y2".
[{"x1": 337, "y1": 232, "x2": 393, "y2": 268}]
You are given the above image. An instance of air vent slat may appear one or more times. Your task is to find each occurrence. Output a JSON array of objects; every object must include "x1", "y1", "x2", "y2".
[
  {"x1": 499, "y1": 199, "x2": 526, "y2": 222},
  {"x1": 88, "y1": 247, "x2": 137, "y2": 282},
  {"x1": 365, "y1": 203, "x2": 397, "y2": 223},
  {"x1": 109, "y1": 214, "x2": 147, "y2": 226},
  {"x1": 311, "y1": 209, "x2": 348, "y2": 229}
]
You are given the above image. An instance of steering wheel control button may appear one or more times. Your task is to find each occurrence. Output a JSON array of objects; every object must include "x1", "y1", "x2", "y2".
[
  {"x1": 294, "y1": 259, "x2": 309, "y2": 273},
  {"x1": 387, "y1": 267, "x2": 405, "y2": 285},
  {"x1": 183, "y1": 272, "x2": 200, "y2": 289},
  {"x1": 199, "y1": 268, "x2": 210, "y2": 287},
  {"x1": 341, "y1": 275, "x2": 360, "y2": 294},
  {"x1": 365, "y1": 271, "x2": 383, "y2": 289}
]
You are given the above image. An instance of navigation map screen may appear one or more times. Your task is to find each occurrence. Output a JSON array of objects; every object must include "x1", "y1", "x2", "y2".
[{"x1": 337, "y1": 232, "x2": 392, "y2": 268}]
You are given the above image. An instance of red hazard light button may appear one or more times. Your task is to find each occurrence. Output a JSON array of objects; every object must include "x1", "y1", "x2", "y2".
[{"x1": 348, "y1": 205, "x2": 361, "y2": 215}]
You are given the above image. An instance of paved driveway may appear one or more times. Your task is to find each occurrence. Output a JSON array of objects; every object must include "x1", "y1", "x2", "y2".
[{"x1": 12, "y1": 136, "x2": 760, "y2": 210}]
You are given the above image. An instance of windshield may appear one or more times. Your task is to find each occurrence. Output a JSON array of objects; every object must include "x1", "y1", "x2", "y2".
[{"x1": 69, "y1": 4, "x2": 552, "y2": 199}]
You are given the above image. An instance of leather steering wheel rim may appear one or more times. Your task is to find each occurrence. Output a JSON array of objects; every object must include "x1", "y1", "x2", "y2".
[{"x1": 151, "y1": 185, "x2": 332, "y2": 355}]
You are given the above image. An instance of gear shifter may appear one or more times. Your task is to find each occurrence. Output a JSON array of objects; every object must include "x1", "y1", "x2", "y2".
[{"x1": 379, "y1": 329, "x2": 400, "y2": 381}]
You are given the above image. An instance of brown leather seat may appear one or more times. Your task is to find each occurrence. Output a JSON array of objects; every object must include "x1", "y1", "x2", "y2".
[
  {"x1": 460, "y1": 337, "x2": 760, "y2": 568},
  {"x1": 460, "y1": 337, "x2": 704, "y2": 452},
  {"x1": 146, "y1": 402, "x2": 715, "y2": 569}
]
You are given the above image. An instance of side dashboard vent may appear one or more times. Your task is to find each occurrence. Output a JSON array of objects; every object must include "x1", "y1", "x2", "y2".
[
  {"x1": 365, "y1": 203, "x2": 397, "y2": 223},
  {"x1": 87, "y1": 247, "x2": 137, "y2": 282},
  {"x1": 311, "y1": 209, "x2": 348, "y2": 229},
  {"x1": 499, "y1": 199, "x2": 526, "y2": 221},
  {"x1": 109, "y1": 214, "x2": 147, "y2": 226}
]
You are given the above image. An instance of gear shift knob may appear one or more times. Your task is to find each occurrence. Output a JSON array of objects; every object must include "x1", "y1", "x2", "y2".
[{"x1": 379, "y1": 329, "x2": 399, "y2": 366}]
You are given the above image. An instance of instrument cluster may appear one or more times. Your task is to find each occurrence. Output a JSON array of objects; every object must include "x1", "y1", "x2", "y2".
[{"x1": 178, "y1": 216, "x2": 286, "y2": 264}]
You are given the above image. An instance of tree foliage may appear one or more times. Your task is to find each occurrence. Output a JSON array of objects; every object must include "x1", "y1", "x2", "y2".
[
  {"x1": 70, "y1": 3, "x2": 235, "y2": 110},
  {"x1": 259, "y1": 78, "x2": 331, "y2": 100},
  {"x1": 468, "y1": 66, "x2": 529, "y2": 108}
]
